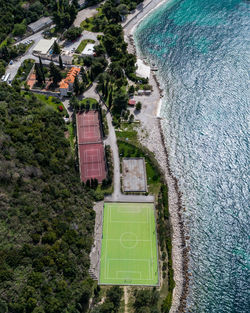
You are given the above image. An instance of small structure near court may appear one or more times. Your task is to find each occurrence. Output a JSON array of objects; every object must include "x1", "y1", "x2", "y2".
[
  {"x1": 99, "y1": 202, "x2": 159, "y2": 286},
  {"x1": 76, "y1": 111, "x2": 106, "y2": 183},
  {"x1": 122, "y1": 158, "x2": 147, "y2": 192}
]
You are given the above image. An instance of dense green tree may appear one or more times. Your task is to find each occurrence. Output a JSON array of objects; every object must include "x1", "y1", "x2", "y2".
[
  {"x1": 13, "y1": 23, "x2": 26, "y2": 36},
  {"x1": 64, "y1": 27, "x2": 82, "y2": 41},
  {"x1": 112, "y1": 90, "x2": 128, "y2": 115},
  {"x1": 52, "y1": 40, "x2": 60, "y2": 55},
  {"x1": 35, "y1": 63, "x2": 43, "y2": 85},
  {"x1": 73, "y1": 76, "x2": 80, "y2": 95},
  {"x1": 106, "y1": 286, "x2": 123, "y2": 312},
  {"x1": 49, "y1": 61, "x2": 62, "y2": 85},
  {"x1": 0, "y1": 84, "x2": 96, "y2": 312},
  {"x1": 39, "y1": 56, "x2": 45, "y2": 83},
  {"x1": 136, "y1": 101, "x2": 142, "y2": 111}
]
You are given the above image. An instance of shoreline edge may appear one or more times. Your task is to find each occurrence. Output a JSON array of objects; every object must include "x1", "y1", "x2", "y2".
[{"x1": 122, "y1": 1, "x2": 190, "y2": 312}]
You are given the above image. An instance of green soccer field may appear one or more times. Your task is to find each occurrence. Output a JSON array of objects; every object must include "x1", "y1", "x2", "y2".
[{"x1": 99, "y1": 202, "x2": 159, "y2": 286}]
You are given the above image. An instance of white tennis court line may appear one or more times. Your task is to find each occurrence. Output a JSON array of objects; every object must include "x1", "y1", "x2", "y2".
[
  {"x1": 82, "y1": 125, "x2": 100, "y2": 139},
  {"x1": 82, "y1": 147, "x2": 104, "y2": 178}
]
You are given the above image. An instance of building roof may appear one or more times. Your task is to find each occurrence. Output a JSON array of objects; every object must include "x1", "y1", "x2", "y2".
[
  {"x1": 59, "y1": 67, "x2": 80, "y2": 89},
  {"x1": 128, "y1": 99, "x2": 136, "y2": 105},
  {"x1": 59, "y1": 80, "x2": 68, "y2": 89},
  {"x1": 28, "y1": 17, "x2": 52, "y2": 33},
  {"x1": 33, "y1": 37, "x2": 57, "y2": 55},
  {"x1": 82, "y1": 43, "x2": 95, "y2": 56},
  {"x1": 65, "y1": 67, "x2": 80, "y2": 84}
]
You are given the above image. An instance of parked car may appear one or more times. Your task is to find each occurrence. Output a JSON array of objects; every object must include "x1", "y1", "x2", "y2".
[{"x1": 9, "y1": 60, "x2": 13, "y2": 65}]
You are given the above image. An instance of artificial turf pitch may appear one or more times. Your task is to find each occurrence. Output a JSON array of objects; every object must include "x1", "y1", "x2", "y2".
[{"x1": 99, "y1": 202, "x2": 159, "y2": 286}]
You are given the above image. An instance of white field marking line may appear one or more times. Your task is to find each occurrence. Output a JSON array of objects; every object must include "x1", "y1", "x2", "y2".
[
  {"x1": 148, "y1": 259, "x2": 151, "y2": 280},
  {"x1": 149, "y1": 208, "x2": 153, "y2": 280},
  {"x1": 109, "y1": 206, "x2": 148, "y2": 223},
  {"x1": 108, "y1": 220, "x2": 147, "y2": 224},
  {"x1": 103, "y1": 278, "x2": 154, "y2": 281},
  {"x1": 107, "y1": 239, "x2": 151, "y2": 242},
  {"x1": 105, "y1": 207, "x2": 109, "y2": 279},
  {"x1": 118, "y1": 208, "x2": 142, "y2": 213},
  {"x1": 116, "y1": 271, "x2": 142, "y2": 279},
  {"x1": 108, "y1": 258, "x2": 150, "y2": 261},
  {"x1": 109, "y1": 208, "x2": 147, "y2": 224}
]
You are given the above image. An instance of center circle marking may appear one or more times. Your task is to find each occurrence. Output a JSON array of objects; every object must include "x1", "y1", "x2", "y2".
[{"x1": 120, "y1": 232, "x2": 138, "y2": 249}]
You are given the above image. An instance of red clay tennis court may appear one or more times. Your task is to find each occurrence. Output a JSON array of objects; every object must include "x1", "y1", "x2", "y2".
[
  {"x1": 77, "y1": 111, "x2": 101, "y2": 144},
  {"x1": 79, "y1": 144, "x2": 106, "y2": 182},
  {"x1": 77, "y1": 111, "x2": 106, "y2": 183}
]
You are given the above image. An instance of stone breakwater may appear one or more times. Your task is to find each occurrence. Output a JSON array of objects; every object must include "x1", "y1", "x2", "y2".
[
  {"x1": 139, "y1": 116, "x2": 190, "y2": 313},
  {"x1": 158, "y1": 120, "x2": 190, "y2": 312}
]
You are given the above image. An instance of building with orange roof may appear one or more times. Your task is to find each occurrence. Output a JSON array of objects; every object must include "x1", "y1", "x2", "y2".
[{"x1": 59, "y1": 67, "x2": 80, "y2": 96}]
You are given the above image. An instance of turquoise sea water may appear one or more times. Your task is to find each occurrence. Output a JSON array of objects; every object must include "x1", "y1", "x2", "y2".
[{"x1": 135, "y1": 0, "x2": 250, "y2": 312}]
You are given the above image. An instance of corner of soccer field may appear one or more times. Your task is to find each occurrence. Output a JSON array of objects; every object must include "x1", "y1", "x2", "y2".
[{"x1": 99, "y1": 202, "x2": 159, "y2": 286}]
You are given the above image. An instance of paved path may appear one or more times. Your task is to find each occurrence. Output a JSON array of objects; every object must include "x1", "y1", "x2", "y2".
[
  {"x1": 104, "y1": 111, "x2": 121, "y2": 201},
  {"x1": 74, "y1": 5, "x2": 99, "y2": 27},
  {"x1": 6, "y1": 30, "x2": 45, "y2": 81}
]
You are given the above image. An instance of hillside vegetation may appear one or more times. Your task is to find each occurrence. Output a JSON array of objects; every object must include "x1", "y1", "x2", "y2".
[{"x1": 0, "y1": 84, "x2": 96, "y2": 313}]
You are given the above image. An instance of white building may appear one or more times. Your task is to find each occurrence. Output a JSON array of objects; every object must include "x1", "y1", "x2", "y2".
[
  {"x1": 82, "y1": 43, "x2": 95, "y2": 57},
  {"x1": 28, "y1": 17, "x2": 53, "y2": 34},
  {"x1": 33, "y1": 38, "x2": 57, "y2": 57}
]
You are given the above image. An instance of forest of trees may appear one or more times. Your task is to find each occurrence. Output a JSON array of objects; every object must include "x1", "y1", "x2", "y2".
[{"x1": 0, "y1": 84, "x2": 96, "y2": 312}]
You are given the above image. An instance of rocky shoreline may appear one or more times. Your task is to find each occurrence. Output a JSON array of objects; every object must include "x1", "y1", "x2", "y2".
[{"x1": 123, "y1": 2, "x2": 190, "y2": 311}]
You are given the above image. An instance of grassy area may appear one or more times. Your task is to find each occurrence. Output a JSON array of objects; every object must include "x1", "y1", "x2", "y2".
[
  {"x1": 116, "y1": 122, "x2": 138, "y2": 144},
  {"x1": 80, "y1": 97, "x2": 98, "y2": 109},
  {"x1": 99, "y1": 202, "x2": 158, "y2": 286},
  {"x1": 67, "y1": 122, "x2": 75, "y2": 152},
  {"x1": 23, "y1": 93, "x2": 68, "y2": 116},
  {"x1": 75, "y1": 39, "x2": 95, "y2": 54}
]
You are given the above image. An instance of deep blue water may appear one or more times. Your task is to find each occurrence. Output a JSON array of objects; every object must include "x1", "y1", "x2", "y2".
[{"x1": 135, "y1": 0, "x2": 250, "y2": 312}]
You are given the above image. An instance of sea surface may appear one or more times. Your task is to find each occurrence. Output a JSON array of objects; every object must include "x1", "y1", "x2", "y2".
[{"x1": 134, "y1": 0, "x2": 250, "y2": 312}]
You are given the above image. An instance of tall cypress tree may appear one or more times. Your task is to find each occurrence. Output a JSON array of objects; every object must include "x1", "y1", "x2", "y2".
[
  {"x1": 59, "y1": 55, "x2": 63, "y2": 69},
  {"x1": 49, "y1": 62, "x2": 62, "y2": 85},
  {"x1": 108, "y1": 85, "x2": 113, "y2": 108},
  {"x1": 73, "y1": 76, "x2": 80, "y2": 95},
  {"x1": 39, "y1": 56, "x2": 45, "y2": 83},
  {"x1": 52, "y1": 41, "x2": 61, "y2": 55},
  {"x1": 35, "y1": 63, "x2": 43, "y2": 85}
]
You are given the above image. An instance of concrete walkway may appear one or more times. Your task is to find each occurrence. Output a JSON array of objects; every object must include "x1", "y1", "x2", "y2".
[{"x1": 104, "y1": 111, "x2": 121, "y2": 201}]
